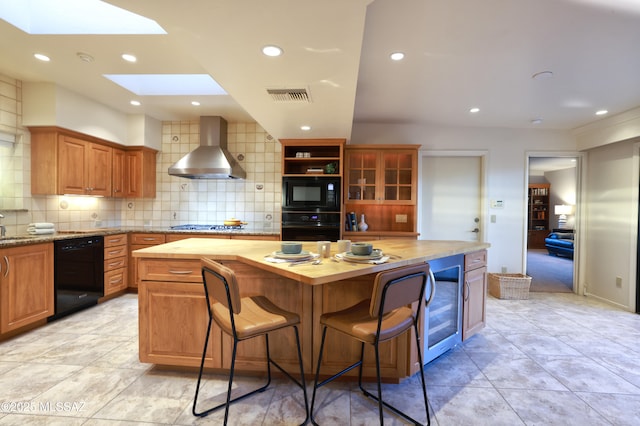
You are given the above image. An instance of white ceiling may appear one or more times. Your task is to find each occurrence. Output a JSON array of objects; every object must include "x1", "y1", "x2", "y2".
[{"x1": 2, "y1": 0, "x2": 640, "y2": 141}]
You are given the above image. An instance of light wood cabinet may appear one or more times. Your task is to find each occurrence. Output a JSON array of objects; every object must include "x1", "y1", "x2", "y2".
[
  {"x1": 57, "y1": 134, "x2": 112, "y2": 196},
  {"x1": 112, "y1": 148, "x2": 126, "y2": 197},
  {"x1": 104, "y1": 234, "x2": 128, "y2": 296},
  {"x1": 29, "y1": 126, "x2": 157, "y2": 198},
  {"x1": 280, "y1": 139, "x2": 345, "y2": 177},
  {"x1": 344, "y1": 145, "x2": 419, "y2": 237},
  {"x1": 462, "y1": 250, "x2": 487, "y2": 340},
  {"x1": 0, "y1": 243, "x2": 54, "y2": 333},
  {"x1": 124, "y1": 148, "x2": 157, "y2": 198},
  {"x1": 128, "y1": 233, "x2": 166, "y2": 289},
  {"x1": 137, "y1": 257, "x2": 311, "y2": 372}
]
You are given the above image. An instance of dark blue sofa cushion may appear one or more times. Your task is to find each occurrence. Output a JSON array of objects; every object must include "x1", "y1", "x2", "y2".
[{"x1": 545, "y1": 232, "x2": 574, "y2": 258}]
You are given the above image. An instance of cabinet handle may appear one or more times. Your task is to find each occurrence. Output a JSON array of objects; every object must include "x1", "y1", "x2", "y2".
[
  {"x1": 143, "y1": 238, "x2": 157, "y2": 241},
  {"x1": 169, "y1": 270, "x2": 194, "y2": 275},
  {"x1": 3, "y1": 256, "x2": 8, "y2": 278},
  {"x1": 108, "y1": 250, "x2": 122, "y2": 255},
  {"x1": 110, "y1": 276, "x2": 123, "y2": 284},
  {"x1": 108, "y1": 261, "x2": 122, "y2": 268},
  {"x1": 464, "y1": 280, "x2": 470, "y2": 301}
]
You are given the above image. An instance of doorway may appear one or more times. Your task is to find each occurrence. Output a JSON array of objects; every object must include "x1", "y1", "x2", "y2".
[
  {"x1": 419, "y1": 153, "x2": 485, "y2": 242},
  {"x1": 526, "y1": 155, "x2": 579, "y2": 293}
]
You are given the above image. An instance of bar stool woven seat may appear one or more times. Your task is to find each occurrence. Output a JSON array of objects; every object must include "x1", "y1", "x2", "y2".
[{"x1": 193, "y1": 257, "x2": 309, "y2": 425}]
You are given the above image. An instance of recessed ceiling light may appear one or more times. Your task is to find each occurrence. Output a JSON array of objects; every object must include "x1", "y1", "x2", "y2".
[
  {"x1": 531, "y1": 118, "x2": 543, "y2": 125},
  {"x1": 77, "y1": 52, "x2": 94, "y2": 62},
  {"x1": 262, "y1": 45, "x2": 283, "y2": 57},
  {"x1": 595, "y1": 109, "x2": 608, "y2": 115},
  {"x1": 532, "y1": 71, "x2": 554, "y2": 80},
  {"x1": 469, "y1": 107, "x2": 480, "y2": 113},
  {"x1": 121, "y1": 53, "x2": 137, "y2": 62},
  {"x1": 130, "y1": 100, "x2": 141, "y2": 106},
  {"x1": 34, "y1": 53, "x2": 50, "y2": 61},
  {"x1": 191, "y1": 101, "x2": 200, "y2": 106},
  {"x1": 390, "y1": 52, "x2": 405, "y2": 61},
  {"x1": 300, "y1": 125, "x2": 311, "y2": 131}
]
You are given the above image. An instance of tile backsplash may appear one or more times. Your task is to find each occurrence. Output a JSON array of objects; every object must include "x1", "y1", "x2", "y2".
[{"x1": 0, "y1": 75, "x2": 282, "y2": 235}]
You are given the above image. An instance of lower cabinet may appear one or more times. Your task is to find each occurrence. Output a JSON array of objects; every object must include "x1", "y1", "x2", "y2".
[
  {"x1": 0, "y1": 243, "x2": 54, "y2": 334},
  {"x1": 462, "y1": 250, "x2": 487, "y2": 340},
  {"x1": 104, "y1": 234, "x2": 128, "y2": 296},
  {"x1": 137, "y1": 258, "x2": 313, "y2": 374},
  {"x1": 128, "y1": 233, "x2": 166, "y2": 289}
]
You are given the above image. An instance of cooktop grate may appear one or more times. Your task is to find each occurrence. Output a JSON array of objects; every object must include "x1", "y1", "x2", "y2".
[{"x1": 170, "y1": 224, "x2": 244, "y2": 231}]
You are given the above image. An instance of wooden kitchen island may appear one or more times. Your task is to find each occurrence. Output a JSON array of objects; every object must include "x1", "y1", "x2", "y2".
[{"x1": 133, "y1": 238, "x2": 489, "y2": 382}]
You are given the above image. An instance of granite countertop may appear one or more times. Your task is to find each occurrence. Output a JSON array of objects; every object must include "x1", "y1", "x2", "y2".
[{"x1": 0, "y1": 226, "x2": 280, "y2": 248}]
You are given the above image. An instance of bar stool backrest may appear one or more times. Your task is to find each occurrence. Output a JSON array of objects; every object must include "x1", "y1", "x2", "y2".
[
  {"x1": 202, "y1": 257, "x2": 242, "y2": 314},
  {"x1": 369, "y1": 262, "x2": 429, "y2": 318}
]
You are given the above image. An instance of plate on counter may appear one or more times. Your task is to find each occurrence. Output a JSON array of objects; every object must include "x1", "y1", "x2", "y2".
[
  {"x1": 272, "y1": 250, "x2": 312, "y2": 260},
  {"x1": 342, "y1": 249, "x2": 384, "y2": 261}
]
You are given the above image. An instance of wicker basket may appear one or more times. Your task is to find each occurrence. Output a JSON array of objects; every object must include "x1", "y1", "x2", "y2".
[{"x1": 488, "y1": 273, "x2": 532, "y2": 299}]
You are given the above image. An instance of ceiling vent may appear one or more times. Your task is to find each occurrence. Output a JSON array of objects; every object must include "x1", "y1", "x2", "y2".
[{"x1": 267, "y1": 88, "x2": 310, "y2": 103}]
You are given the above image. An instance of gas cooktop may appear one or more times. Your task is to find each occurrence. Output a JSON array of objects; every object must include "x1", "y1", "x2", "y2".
[{"x1": 170, "y1": 224, "x2": 243, "y2": 231}]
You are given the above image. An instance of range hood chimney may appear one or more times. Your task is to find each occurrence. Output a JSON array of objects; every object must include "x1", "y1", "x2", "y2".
[{"x1": 168, "y1": 116, "x2": 246, "y2": 179}]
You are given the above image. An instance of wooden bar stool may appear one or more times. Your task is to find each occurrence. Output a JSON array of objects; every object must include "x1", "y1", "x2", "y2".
[
  {"x1": 310, "y1": 262, "x2": 433, "y2": 425},
  {"x1": 193, "y1": 257, "x2": 309, "y2": 425}
]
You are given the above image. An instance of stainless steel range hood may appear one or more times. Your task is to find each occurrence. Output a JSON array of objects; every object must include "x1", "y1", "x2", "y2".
[{"x1": 168, "y1": 116, "x2": 246, "y2": 179}]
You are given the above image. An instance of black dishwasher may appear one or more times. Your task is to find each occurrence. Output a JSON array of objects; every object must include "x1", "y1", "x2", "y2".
[{"x1": 50, "y1": 236, "x2": 104, "y2": 321}]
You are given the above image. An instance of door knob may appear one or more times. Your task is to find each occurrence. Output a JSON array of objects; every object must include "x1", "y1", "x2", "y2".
[{"x1": 472, "y1": 228, "x2": 479, "y2": 233}]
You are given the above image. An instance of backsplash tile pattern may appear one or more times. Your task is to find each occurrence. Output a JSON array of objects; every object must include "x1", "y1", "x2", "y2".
[{"x1": 121, "y1": 120, "x2": 282, "y2": 231}]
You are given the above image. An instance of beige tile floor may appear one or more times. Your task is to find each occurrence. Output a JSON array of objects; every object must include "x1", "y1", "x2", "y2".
[{"x1": 0, "y1": 292, "x2": 640, "y2": 425}]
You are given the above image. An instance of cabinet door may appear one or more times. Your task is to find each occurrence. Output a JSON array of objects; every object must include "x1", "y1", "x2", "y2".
[
  {"x1": 382, "y1": 151, "x2": 416, "y2": 204},
  {"x1": 57, "y1": 135, "x2": 88, "y2": 195},
  {"x1": 86, "y1": 143, "x2": 112, "y2": 196},
  {"x1": 0, "y1": 243, "x2": 54, "y2": 333},
  {"x1": 112, "y1": 148, "x2": 126, "y2": 197},
  {"x1": 463, "y1": 265, "x2": 487, "y2": 340},
  {"x1": 138, "y1": 280, "x2": 222, "y2": 368},
  {"x1": 346, "y1": 150, "x2": 378, "y2": 202}
]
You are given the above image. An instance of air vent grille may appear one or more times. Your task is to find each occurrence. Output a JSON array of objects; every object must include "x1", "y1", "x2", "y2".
[{"x1": 267, "y1": 88, "x2": 310, "y2": 103}]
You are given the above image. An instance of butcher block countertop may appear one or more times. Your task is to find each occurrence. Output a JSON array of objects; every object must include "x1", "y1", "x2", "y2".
[{"x1": 132, "y1": 238, "x2": 490, "y2": 285}]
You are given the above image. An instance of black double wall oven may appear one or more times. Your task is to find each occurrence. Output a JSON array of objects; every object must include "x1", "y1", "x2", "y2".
[{"x1": 281, "y1": 176, "x2": 341, "y2": 241}]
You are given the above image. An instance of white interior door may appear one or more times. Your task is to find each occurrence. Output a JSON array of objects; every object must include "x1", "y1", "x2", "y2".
[{"x1": 420, "y1": 155, "x2": 482, "y2": 241}]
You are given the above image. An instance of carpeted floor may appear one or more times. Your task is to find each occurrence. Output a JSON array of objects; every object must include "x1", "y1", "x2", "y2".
[{"x1": 526, "y1": 249, "x2": 573, "y2": 292}]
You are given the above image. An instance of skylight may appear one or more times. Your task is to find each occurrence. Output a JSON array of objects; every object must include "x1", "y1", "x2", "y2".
[
  {"x1": 0, "y1": 0, "x2": 166, "y2": 34},
  {"x1": 103, "y1": 74, "x2": 227, "y2": 96}
]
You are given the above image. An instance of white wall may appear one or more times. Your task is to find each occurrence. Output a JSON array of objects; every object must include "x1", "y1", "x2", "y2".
[
  {"x1": 351, "y1": 122, "x2": 577, "y2": 275},
  {"x1": 546, "y1": 167, "x2": 577, "y2": 229},
  {"x1": 583, "y1": 138, "x2": 639, "y2": 308}
]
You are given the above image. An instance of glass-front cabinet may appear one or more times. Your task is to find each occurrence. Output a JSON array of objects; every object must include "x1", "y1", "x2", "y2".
[
  {"x1": 343, "y1": 145, "x2": 419, "y2": 237},
  {"x1": 346, "y1": 148, "x2": 416, "y2": 204}
]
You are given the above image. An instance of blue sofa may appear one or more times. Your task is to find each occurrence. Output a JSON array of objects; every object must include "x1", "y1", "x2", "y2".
[{"x1": 545, "y1": 232, "x2": 574, "y2": 258}]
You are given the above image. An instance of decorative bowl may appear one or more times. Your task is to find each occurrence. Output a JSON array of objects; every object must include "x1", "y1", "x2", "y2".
[
  {"x1": 281, "y1": 242, "x2": 303, "y2": 254},
  {"x1": 350, "y1": 242, "x2": 373, "y2": 256}
]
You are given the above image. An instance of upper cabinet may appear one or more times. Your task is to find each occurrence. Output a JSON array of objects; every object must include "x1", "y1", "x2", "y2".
[
  {"x1": 280, "y1": 139, "x2": 345, "y2": 176},
  {"x1": 29, "y1": 126, "x2": 157, "y2": 198},
  {"x1": 345, "y1": 146, "x2": 418, "y2": 204},
  {"x1": 57, "y1": 134, "x2": 113, "y2": 196},
  {"x1": 344, "y1": 144, "x2": 419, "y2": 237},
  {"x1": 124, "y1": 148, "x2": 157, "y2": 198}
]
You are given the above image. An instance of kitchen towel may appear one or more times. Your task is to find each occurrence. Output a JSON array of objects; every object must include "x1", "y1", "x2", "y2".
[
  {"x1": 28, "y1": 222, "x2": 55, "y2": 229},
  {"x1": 27, "y1": 227, "x2": 56, "y2": 235}
]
